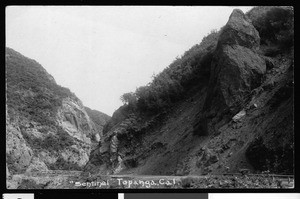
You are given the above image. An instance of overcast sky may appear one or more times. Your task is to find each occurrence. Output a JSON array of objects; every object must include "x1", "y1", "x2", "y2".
[{"x1": 6, "y1": 6, "x2": 253, "y2": 116}]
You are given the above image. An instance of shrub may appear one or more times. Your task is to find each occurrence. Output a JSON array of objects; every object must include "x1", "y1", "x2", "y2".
[
  {"x1": 48, "y1": 156, "x2": 82, "y2": 170},
  {"x1": 181, "y1": 177, "x2": 196, "y2": 188},
  {"x1": 41, "y1": 127, "x2": 75, "y2": 151},
  {"x1": 119, "y1": 29, "x2": 219, "y2": 115},
  {"x1": 6, "y1": 47, "x2": 78, "y2": 127},
  {"x1": 247, "y1": 7, "x2": 294, "y2": 50}
]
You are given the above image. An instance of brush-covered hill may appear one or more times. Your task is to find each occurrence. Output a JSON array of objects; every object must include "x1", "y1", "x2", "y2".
[
  {"x1": 6, "y1": 47, "x2": 110, "y2": 187},
  {"x1": 84, "y1": 106, "x2": 111, "y2": 141},
  {"x1": 85, "y1": 6, "x2": 294, "y2": 176}
]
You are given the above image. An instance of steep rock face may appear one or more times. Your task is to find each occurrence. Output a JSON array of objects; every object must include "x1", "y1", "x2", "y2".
[
  {"x1": 60, "y1": 145, "x2": 90, "y2": 167},
  {"x1": 25, "y1": 157, "x2": 48, "y2": 173},
  {"x1": 56, "y1": 98, "x2": 94, "y2": 144},
  {"x1": 6, "y1": 47, "x2": 108, "y2": 176},
  {"x1": 84, "y1": 105, "x2": 134, "y2": 174},
  {"x1": 6, "y1": 99, "x2": 93, "y2": 174},
  {"x1": 205, "y1": 9, "x2": 266, "y2": 113},
  {"x1": 218, "y1": 9, "x2": 260, "y2": 50},
  {"x1": 85, "y1": 112, "x2": 148, "y2": 174},
  {"x1": 6, "y1": 123, "x2": 33, "y2": 174}
]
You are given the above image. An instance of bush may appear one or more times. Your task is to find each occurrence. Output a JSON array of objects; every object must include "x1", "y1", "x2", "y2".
[
  {"x1": 41, "y1": 127, "x2": 75, "y2": 151},
  {"x1": 6, "y1": 47, "x2": 78, "y2": 127},
  {"x1": 248, "y1": 7, "x2": 294, "y2": 50},
  {"x1": 48, "y1": 156, "x2": 82, "y2": 170},
  {"x1": 245, "y1": 137, "x2": 293, "y2": 174},
  {"x1": 120, "y1": 92, "x2": 138, "y2": 107},
  {"x1": 119, "y1": 29, "x2": 219, "y2": 115},
  {"x1": 181, "y1": 177, "x2": 196, "y2": 188}
]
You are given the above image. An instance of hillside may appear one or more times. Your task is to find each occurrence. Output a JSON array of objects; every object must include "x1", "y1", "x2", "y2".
[
  {"x1": 6, "y1": 47, "x2": 110, "y2": 188},
  {"x1": 85, "y1": 106, "x2": 111, "y2": 141},
  {"x1": 85, "y1": 7, "x2": 294, "y2": 176}
]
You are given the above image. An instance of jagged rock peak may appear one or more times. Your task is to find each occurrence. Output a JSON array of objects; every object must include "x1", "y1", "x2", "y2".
[
  {"x1": 218, "y1": 9, "x2": 260, "y2": 50},
  {"x1": 205, "y1": 9, "x2": 266, "y2": 113}
]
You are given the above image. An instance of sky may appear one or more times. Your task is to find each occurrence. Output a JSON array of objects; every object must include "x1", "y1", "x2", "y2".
[{"x1": 6, "y1": 6, "x2": 253, "y2": 116}]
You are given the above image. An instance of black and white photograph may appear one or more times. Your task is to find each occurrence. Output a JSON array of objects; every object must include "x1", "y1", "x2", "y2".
[{"x1": 5, "y1": 6, "x2": 294, "y2": 189}]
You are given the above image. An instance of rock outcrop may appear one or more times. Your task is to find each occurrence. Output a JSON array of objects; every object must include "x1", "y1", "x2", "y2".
[
  {"x1": 85, "y1": 113, "x2": 144, "y2": 174},
  {"x1": 218, "y1": 9, "x2": 260, "y2": 50},
  {"x1": 205, "y1": 9, "x2": 266, "y2": 113},
  {"x1": 56, "y1": 98, "x2": 94, "y2": 144},
  {"x1": 196, "y1": 147, "x2": 219, "y2": 169},
  {"x1": 25, "y1": 157, "x2": 48, "y2": 173},
  {"x1": 6, "y1": 123, "x2": 33, "y2": 174}
]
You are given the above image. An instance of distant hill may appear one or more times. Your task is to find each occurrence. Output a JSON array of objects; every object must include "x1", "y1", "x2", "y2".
[{"x1": 85, "y1": 106, "x2": 111, "y2": 137}]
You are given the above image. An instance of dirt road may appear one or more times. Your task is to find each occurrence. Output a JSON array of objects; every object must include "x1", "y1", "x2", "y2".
[{"x1": 8, "y1": 171, "x2": 294, "y2": 189}]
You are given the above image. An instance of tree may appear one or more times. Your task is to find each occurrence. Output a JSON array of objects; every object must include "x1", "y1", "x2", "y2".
[{"x1": 120, "y1": 92, "x2": 137, "y2": 106}]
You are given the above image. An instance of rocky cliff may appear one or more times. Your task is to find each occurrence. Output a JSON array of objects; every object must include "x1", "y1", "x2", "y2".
[
  {"x1": 6, "y1": 47, "x2": 110, "y2": 187},
  {"x1": 205, "y1": 9, "x2": 265, "y2": 113},
  {"x1": 85, "y1": 7, "x2": 294, "y2": 176}
]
